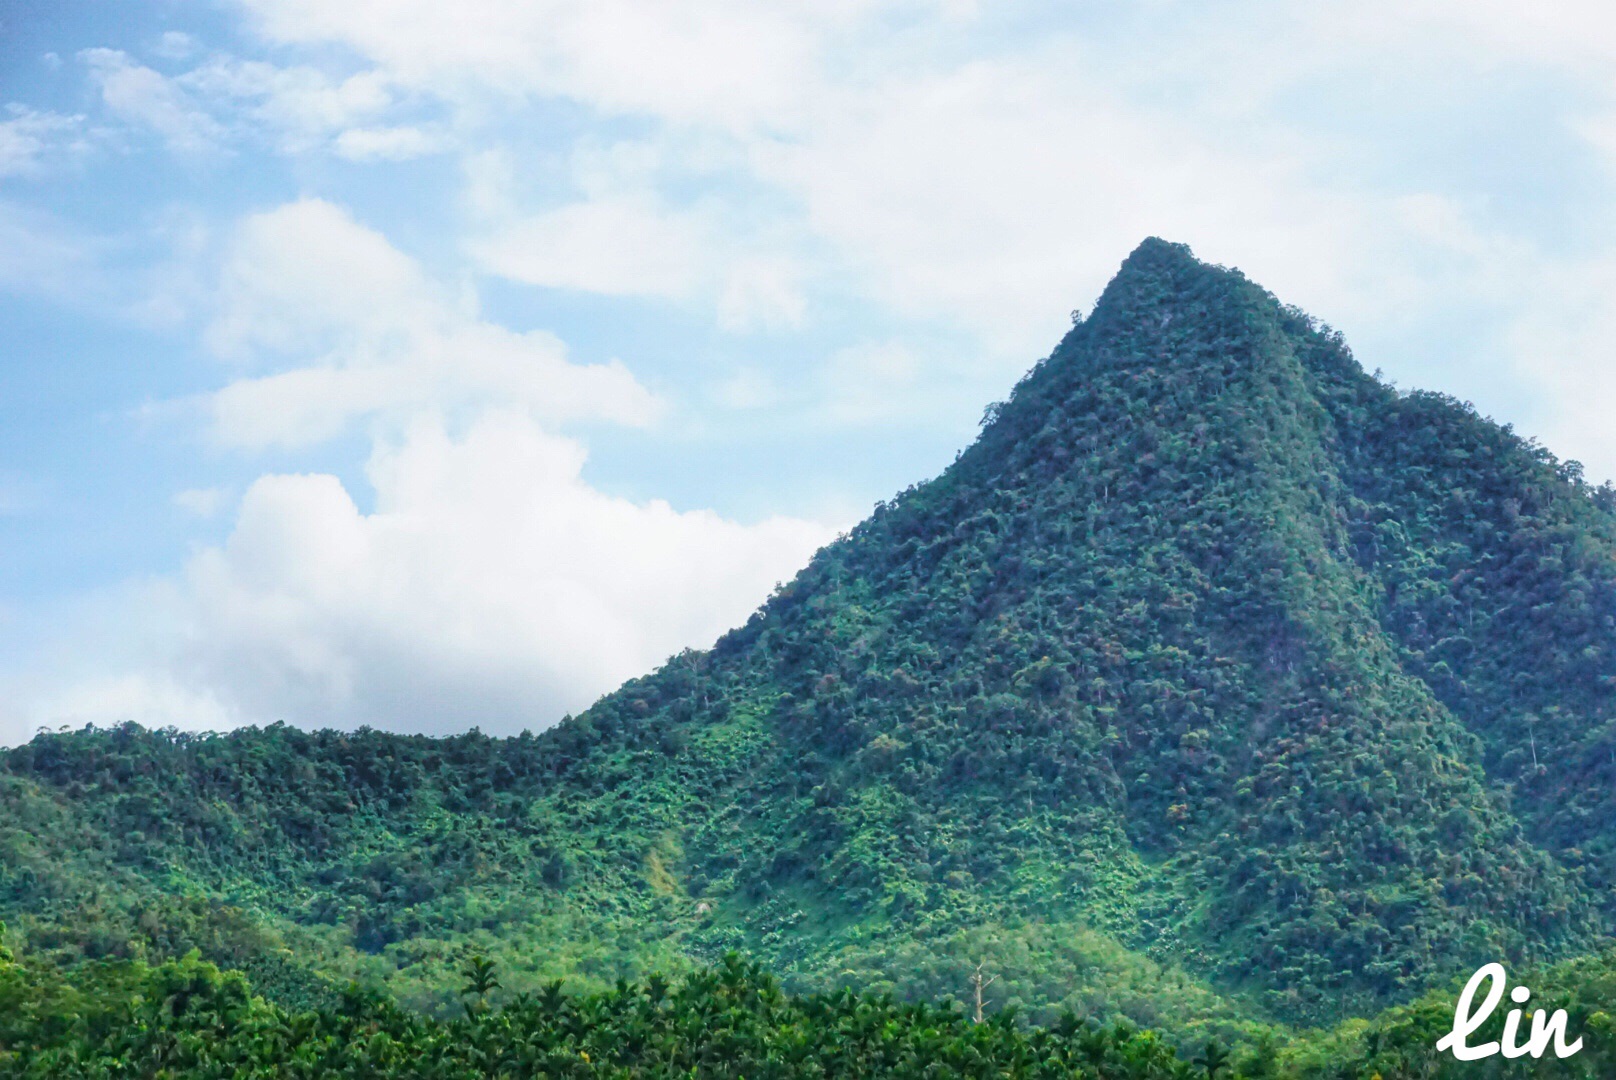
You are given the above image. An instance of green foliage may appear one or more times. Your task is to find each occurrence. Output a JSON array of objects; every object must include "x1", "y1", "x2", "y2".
[
  {"x1": 1192, "y1": 1038, "x2": 1232, "y2": 1079},
  {"x1": 10, "y1": 946, "x2": 1616, "y2": 1077},
  {"x1": 3, "y1": 237, "x2": 1615, "y2": 1040},
  {"x1": 0, "y1": 952, "x2": 1205, "y2": 1078},
  {"x1": 1290, "y1": 947, "x2": 1616, "y2": 1078},
  {"x1": 460, "y1": 953, "x2": 499, "y2": 1013}
]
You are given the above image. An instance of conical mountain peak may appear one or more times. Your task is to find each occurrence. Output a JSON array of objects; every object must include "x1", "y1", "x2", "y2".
[
  {"x1": 971, "y1": 237, "x2": 1339, "y2": 492},
  {"x1": 7, "y1": 243, "x2": 1616, "y2": 1041},
  {"x1": 1118, "y1": 234, "x2": 1200, "y2": 274},
  {"x1": 1093, "y1": 236, "x2": 1231, "y2": 310},
  {"x1": 1033, "y1": 238, "x2": 1295, "y2": 389}
]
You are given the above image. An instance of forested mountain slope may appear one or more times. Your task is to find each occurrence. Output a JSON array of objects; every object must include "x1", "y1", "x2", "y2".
[{"x1": 4, "y1": 239, "x2": 1615, "y2": 1033}]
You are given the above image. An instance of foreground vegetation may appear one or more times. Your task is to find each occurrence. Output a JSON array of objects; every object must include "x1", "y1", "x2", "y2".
[
  {"x1": 0, "y1": 944, "x2": 1236, "y2": 1079},
  {"x1": 5, "y1": 937, "x2": 1616, "y2": 1078}
]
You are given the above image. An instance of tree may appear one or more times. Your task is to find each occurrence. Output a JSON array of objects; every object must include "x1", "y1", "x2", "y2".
[
  {"x1": 1193, "y1": 1037, "x2": 1231, "y2": 1079},
  {"x1": 1237, "y1": 1032, "x2": 1281, "y2": 1078},
  {"x1": 969, "y1": 960, "x2": 998, "y2": 1024},
  {"x1": 461, "y1": 954, "x2": 500, "y2": 1013}
]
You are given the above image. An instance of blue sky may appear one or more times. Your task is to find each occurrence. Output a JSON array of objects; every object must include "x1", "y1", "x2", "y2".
[{"x1": 3, "y1": 0, "x2": 1615, "y2": 744}]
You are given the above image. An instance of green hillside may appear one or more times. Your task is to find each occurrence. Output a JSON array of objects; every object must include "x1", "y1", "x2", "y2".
[{"x1": 4, "y1": 239, "x2": 1615, "y2": 1044}]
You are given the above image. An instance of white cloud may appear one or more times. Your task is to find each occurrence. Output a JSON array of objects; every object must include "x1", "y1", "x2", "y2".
[
  {"x1": 80, "y1": 48, "x2": 225, "y2": 154},
  {"x1": 250, "y1": 0, "x2": 1563, "y2": 354},
  {"x1": 182, "y1": 58, "x2": 395, "y2": 153},
  {"x1": 0, "y1": 185, "x2": 834, "y2": 743},
  {"x1": 474, "y1": 201, "x2": 810, "y2": 333},
  {"x1": 334, "y1": 124, "x2": 444, "y2": 161},
  {"x1": 76, "y1": 45, "x2": 427, "y2": 161},
  {"x1": 742, "y1": 52, "x2": 1407, "y2": 356},
  {"x1": 153, "y1": 31, "x2": 201, "y2": 61},
  {"x1": 471, "y1": 193, "x2": 712, "y2": 300},
  {"x1": 466, "y1": 135, "x2": 811, "y2": 328},
  {"x1": 0, "y1": 106, "x2": 85, "y2": 176},
  {"x1": 7, "y1": 412, "x2": 834, "y2": 740},
  {"x1": 208, "y1": 197, "x2": 439, "y2": 357},
  {"x1": 29, "y1": 673, "x2": 240, "y2": 735},
  {"x1": 1572, "y1": 111, "x2": 1616, "y2": 181},
  {"x1": 234, "y1": 0, "x2": 869, "y2": 132},
  {"x1": 1317, "y1": 1, "x2": 1616, "y2": 75},
  {"x1": 203, "y1": 198, "x2": 659, "y2": 447}
]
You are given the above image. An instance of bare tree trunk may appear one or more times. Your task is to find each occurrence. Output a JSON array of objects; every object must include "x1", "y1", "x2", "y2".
[{"x1": 971, "y1": 962, "x2": 998, "y2": 1024}]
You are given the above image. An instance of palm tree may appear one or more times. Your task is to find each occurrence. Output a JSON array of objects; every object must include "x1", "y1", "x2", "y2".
[
  {"x1": 461, "y1": 954, "x2": 500, "y2": 1013},
  {"x1": 1193, "y1": 1037, "x2": 1232, "y2": 1079}
]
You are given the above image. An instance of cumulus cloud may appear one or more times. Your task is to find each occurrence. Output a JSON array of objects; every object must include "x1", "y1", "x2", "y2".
[
  {"x1": 6, "y1": 412, "x2": 833, "y2": 741},
  {"x1": 0, "y1": 190, "x2": 835, "y2": 744},
  {"x1": 202, "y1": 198, "x2": 659, "y2": 447}
]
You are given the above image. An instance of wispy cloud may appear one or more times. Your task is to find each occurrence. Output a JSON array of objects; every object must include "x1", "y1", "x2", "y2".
[
  {"x1": 334, "y1": 124, "x2": 445, "y2": 161},
  {"x1": 81, "y1": 48, "x2": 227, "y2": 154},
  {"x1": 0, "y1": 106, "x2": 86, "y2": 176}
]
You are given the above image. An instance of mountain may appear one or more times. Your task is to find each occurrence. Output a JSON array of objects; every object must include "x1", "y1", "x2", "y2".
[{"x1": 4, "y1": 238, "x2": 1615, "y2": 1035}]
